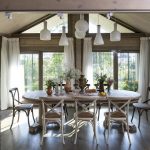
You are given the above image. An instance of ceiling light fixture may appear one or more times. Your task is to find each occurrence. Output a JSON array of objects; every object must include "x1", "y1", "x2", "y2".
[
  {"x1": 75, "y1": 14, "x2": 88, "y2": 39},
  {"x1": 106, "y1": 12, "x2": 113, "y2": 20},
  {"x1": 5, "y1": 12, "x2": 13, "y2": 20},
  {"x1": 94, "y1": 25, "x2": 104, "y2": 45},
  {"x1": 110, "y1": 22, "x2": 121, "y2": 41},
  {"x1": 40, "y1": 21, "x2": 51, "y2": 40},
  {"x1": 59, "y1": 26, "x2": 68, "y2": 46},
  {"x1": 94, "y1": 14, "x2": 104, "y2": 45},
  {"x1": 58, "y1": 13, "x2": 68, "y2": 47}
]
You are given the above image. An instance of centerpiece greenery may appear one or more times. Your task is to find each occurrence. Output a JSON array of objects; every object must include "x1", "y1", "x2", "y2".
[
  {"x1": 95, "y1": 73, "x2": 107, "y2": 83},
  {"x1": 94, "y1": 73, "x2": 114, "y2": 93},
  {"x1": 45, "y1": 79, "x2": 55, "y2": 89},
  {"x1": 45, "y1": 79, "x2": 55, "y2": 95}
]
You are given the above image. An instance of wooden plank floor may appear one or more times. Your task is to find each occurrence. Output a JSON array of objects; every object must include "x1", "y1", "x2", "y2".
[{"x1": 1, "y1": 107, "x2": 150, "y2": 150}]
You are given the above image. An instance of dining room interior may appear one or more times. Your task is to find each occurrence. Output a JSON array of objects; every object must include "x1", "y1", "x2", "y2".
[{"x1": 0, "y1": 1, "x2": 150, "y2": 150}]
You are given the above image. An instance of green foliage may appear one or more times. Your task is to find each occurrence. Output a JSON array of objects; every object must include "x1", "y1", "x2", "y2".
[
  {"x1": 95, "y1": 73, "x2": 107, "y2": 83},
  {"x1": 45, "y1": 80, "x2": 55, "y2": 89},
  {"x1": 121, "y1": 80, "x2": 138, "y2": 92}
]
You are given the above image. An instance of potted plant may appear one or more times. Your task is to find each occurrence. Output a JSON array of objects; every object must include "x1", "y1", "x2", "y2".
[
  {"x1": 45, "y1": 79, "x2": 55, "y2": 95},
  {"x1": 63, "y1": 68, "x2": 81, "y2": 93},
  {"x1": 95, "y1": 73, "x2": 107, "y2": 92}
]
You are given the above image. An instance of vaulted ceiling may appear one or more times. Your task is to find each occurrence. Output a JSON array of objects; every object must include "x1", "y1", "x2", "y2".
[{"x1": 0, "y1": 12, "x2": 150, "y2": 35}]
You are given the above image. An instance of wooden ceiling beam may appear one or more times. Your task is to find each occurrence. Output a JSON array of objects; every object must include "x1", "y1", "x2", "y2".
[
  {"x1": 100, "y1": 14, "x2": 144, "y2": 33},
  {"x1": 12, "y1": 14, "x2": 56, "y2": 34}
]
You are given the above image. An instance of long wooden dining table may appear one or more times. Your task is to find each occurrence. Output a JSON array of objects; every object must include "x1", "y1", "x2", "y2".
[{"x1": 23, "y1": 90, "x2": 140, "y2": 125}]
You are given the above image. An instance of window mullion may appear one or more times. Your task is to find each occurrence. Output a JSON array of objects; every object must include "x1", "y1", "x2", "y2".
[
  {"x1": 113, "y1": 52, "x2": 118, "y2": 89},
  {"x1": 39, "y1": 52, "x2": 43, "y2": 90}
]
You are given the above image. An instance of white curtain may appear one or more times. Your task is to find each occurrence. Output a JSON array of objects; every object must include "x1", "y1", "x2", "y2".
[
  {"x1": 1, "y1": 37, "x2": 9, "y2": 110},
  {"x1": 83, "y1": 38, "x2": 93, "y2": 87},
  {"x1": 1, "y1": 37, "x2": 20, "y2": 110},
  {"x1": 138, "y1": 37, "x2": 150, "y2": 102},
  {"x1": 64, "y1": 38, "x2": 75, "y2": 88},
  {"x1": 64, "y1": 38, "x2": 74, "y2": 69}
]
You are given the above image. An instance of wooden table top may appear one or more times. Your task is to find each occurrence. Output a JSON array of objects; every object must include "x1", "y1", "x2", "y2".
[{"x1": 22, "y1": 90, "x2": 141, "y2": 103}]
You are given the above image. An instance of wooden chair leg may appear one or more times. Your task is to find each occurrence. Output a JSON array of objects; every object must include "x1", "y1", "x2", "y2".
[
  {"x1": 97, "y1": 105, "x2": 101, "y2": 121},
  {"x1": 74, "y1": 118, "x2": 78, "y2": 144},
  {"x1": 126, "y1": 120, "x2": 131, "y2": 144},
  {"x1": 63, "y1": 104, "x2": 68, "y2": 121},
  {"x1": 17, "y1": 111, "x2": 20, "y2": 122},
  {"x1": 41, "y1": 119, "x2": 46, "y2": 146},
  {"x1": 61, "y1": 118, "x2": 65, "y2": 144},
  {"x1": 10, "y1": 111, "x2": 16, "y2": 129},
  {"x1": 26, "y1": 110, "x2": 30, "y2": 127},
  {"x1": 138, "y1": 109, "x2": 142, "y2": 128},
  {"x1": 131, "y1": 107, "x2": 136, "y2": 122},
  {"x1": 145, "y1": 110, "x2": 149, "y2": 122}
]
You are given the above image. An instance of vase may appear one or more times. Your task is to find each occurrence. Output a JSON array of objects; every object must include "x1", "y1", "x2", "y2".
[
  {"x1": 46, "y1": 87, "x2": 53, "y2": 95},
  {"x1": 107, "y1": 85, "x2": 110, "y2": 93},
  {"x1": 99, "y1": 81, "x2": 104, "y2": 92},
  {"x1": 64, "y1": 80, "x2": 71, "y2": 93},
  {"x1": 78, "y1": 75, "x2": 88, "y2": 94}
]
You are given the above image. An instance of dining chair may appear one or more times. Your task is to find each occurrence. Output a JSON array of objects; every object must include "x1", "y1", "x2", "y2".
[
  {"x1": 131, "y1": 87, "x2": 150, "y2": 128},
  {"x1": 40, "y1": 98, "x2": 65, "y2": 145},
  {"x1": 9, "y1": 87, "x2": 35, "y2": 129},
  {"x1": 104, "y1": 97, "x2": 131, "y2": 145},
  {"x1": 74, "y1": 98, "x2": 97, "y2": 144}
]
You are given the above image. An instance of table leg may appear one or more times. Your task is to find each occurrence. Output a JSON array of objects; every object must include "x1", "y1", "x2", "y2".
[{"x1": 39, "y1": 103, "x2": 42, "y2": 126}]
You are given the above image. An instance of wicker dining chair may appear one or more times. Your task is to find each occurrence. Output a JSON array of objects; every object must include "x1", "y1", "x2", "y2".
[
  {"x1": 131, "y1": 87, "x2": 150, "y2": 128},
  {"x1": 40, "y1": 98, "x2": 65, "y2": 145},
  {"x1": 104, "y1": 97, "x2": 131, "y2": 145},
  {"x1": 9, "y1": 87, "x2": 35, "y2": 129},
  {"x1": 74, "y1": 98, "x2": 97, "y2": 144}
]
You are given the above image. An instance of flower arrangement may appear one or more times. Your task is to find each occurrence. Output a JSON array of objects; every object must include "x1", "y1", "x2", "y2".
[
  {"x1": 95, "y1": 73, "x2": 107, "y2": 83},
  {"x1": 45, "y1": 79, "x2": 55, "y2": 89},
  {"x1": 107, "y1": 78, "x2": 114, "y2": 86},
  {"x1": 63, "y1": 68, "x2": 81, "y2": 81}
]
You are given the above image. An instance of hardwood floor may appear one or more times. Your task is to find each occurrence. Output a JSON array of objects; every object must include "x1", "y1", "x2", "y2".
[{"x1": 1, "y1": 107, "x2": 150, "y2": 150}]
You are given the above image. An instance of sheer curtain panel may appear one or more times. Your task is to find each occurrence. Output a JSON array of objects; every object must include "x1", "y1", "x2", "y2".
[
  {"x1": 64, "y1": 38, "x2": 75, "y2": 88},
  {"x1": 1, "y1": 37, "x2": 20, "y2": 110},
  {"x1": 83, "y1": 38, "x2": 93, "y2": 87},
  {"x1": 1, "y1": 37, "x2": 9, "y2": 110},
  {"x1": 138, "y1": 37, "x2": 150, "y2": 102}
]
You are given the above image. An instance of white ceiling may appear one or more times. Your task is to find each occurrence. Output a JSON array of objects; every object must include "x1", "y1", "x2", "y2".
[
  {"x1": 0, "y1": 12, "x2": 48, "y2": 35},
  {"x1": 0, "y1": 12, "x2": 150, "y2": 35}
]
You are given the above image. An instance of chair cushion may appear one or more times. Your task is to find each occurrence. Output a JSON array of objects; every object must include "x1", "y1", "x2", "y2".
[
  {"x1": 15, "y1": 104, "x2": 33, "y2": 110},
  {"x1": 133, "y1": 103, "x2": 150, "y2": 109},
  {"x1": 77, "y1": 112, "x2": 94, "y2": 118},
  {"x1": 104, "y1": 111, "x2": 126, "y2": 118},
  {"x1": 45, "y1": 112, "x2": 61, "y2": 118}
]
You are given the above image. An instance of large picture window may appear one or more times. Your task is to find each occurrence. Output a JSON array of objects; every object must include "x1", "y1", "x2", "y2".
[
  {"x1": 92, "y1": 51, "x2": 139, "y2": 91},
  {"x1": 93, "y1": 52, "x2": 113, "y2": 84},
  {"x1": 20, "y1": 54, "x2": 39, "y2": 92},
  {"x1": 118, "y1": 53, "x2": 139, "y2": 91},
  {"x1": 43, "y1": 52, "x2": 64, "y2": 89}
]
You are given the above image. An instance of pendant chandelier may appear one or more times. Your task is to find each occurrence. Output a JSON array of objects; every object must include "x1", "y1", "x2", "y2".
[
  {"x1": 75, "y1": 14, "x2": 88, "y2": 39},
  {"x1": 110, "y1": 22, "x2": 121, "y2": 41},
  {"x1": 94, "y1": 14, "x2": 104, "y2": 45},
  {"x1": 59, "y1": 26, "x2": 68, "y2": 46},
  {"x1": 40, "y1": 21, "x2": 51, "y2": 40}
]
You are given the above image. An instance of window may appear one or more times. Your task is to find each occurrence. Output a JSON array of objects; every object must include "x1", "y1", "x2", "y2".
[
  {"x1": 20, "y1": 54, "x2": 39, "y2": 92},
  {"x1": 43, "y1": 52, "x2": 64, "y2": 88},
  {"x1": 118, "y1": 53, "x2": 139, "y2": 91},
  {"x1": 92, "y1": 51, "x2": 139, "y2": 91},
  {"x1": 93, "y1": 52, "x2": 113, "y2": 84},
  {"x1": 23, "y1": 14, "x2": 68, "y2": 33},
  {"x1": 89, "y1": 14, "x2": 134, "y2": 33}
]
